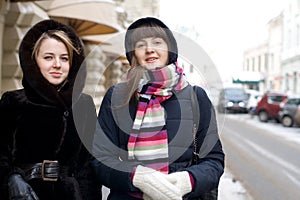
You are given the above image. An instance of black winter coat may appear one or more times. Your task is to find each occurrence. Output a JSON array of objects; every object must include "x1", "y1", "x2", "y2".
[
  {"x1": 92, "y1": 83, "x2": 224, "y2": 200},
  {"x1": 0, "y1": 20, "x2": 101, "y2": 200}
]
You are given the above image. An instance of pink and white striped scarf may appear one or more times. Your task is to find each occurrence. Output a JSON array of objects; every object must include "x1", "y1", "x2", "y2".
[{"x1": 128, "y1": 64, "x2": 188, "y2": 174}]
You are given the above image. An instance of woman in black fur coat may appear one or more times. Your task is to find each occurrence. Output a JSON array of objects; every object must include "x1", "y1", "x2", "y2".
[{"x1": 0, "y1": 19, "x2": 101, "y2": 200}]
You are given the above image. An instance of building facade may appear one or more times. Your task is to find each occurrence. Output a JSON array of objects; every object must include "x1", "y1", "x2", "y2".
[
  {"x1": 243, "y1": 42, "x2": 268, "y2": 91},
  {"x1": 243, "y1": 0, "x2": 300, "y2": 95},
  {"x1": 266, "y1": 13, "x2": 283, "y2": 92},
  {"x1": 0, "y1": 0, "x2": 160, "y2": 110},
  {"x1": 282, "y1": 0, "x2": 300, "y2": 95}
]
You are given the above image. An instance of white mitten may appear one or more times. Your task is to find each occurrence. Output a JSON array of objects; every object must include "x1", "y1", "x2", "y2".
[
  {"x1": 167, "y1": 171, "x2": 192, "y2": 197},
  {"x1": 133, "y1": 165, "x2": 182, "y2": 200},
  {"x1": 143, "y1": 194, "x2": 152, "y2": 200}
]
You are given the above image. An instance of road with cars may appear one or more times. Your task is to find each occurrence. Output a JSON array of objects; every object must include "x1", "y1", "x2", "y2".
[{"x1": 218, "y1": 112, "x2": 300, "y2": 200}]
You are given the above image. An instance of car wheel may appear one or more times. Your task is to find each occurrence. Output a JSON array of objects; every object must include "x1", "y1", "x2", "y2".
[
  {"x1": 258, "y1": 111, "x2": 268, "y2": 122},
  {"x1": 282, "y1": 116, "x2": 293, "y2": 127}
]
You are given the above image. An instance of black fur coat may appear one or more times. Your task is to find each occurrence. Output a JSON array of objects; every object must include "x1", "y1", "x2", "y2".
[{"x1": 0, "y1": 19, "x2": 101, "y2": 200}]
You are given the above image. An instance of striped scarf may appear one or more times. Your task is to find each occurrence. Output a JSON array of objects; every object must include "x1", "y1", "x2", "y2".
[{"x1": 128, "y1": 64, "x2": 188, "y2": 174}]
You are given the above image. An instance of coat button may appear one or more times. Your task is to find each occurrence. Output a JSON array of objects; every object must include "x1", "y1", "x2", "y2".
[{"x1": 64, "y1": 111, "x2": 69, "y2": 117}]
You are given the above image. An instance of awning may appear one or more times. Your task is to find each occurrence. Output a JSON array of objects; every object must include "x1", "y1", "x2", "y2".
[
  {"x1": 10, "y1": 0, "x2": 42, "y2": 1},
  {"x1": 232, "y1": 71, "x2": 263, "y2": 84},
  {"x1": 82, "y1": 32, "x2": 126, "y2": 59},
  {"x1": 47, "y1": 0, "x2": 121, "y2": 36}
]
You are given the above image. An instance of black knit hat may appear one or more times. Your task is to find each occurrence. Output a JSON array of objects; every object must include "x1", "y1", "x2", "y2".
[{"x1": 125, "y1": 17, "x2": 178, "y2": 65}]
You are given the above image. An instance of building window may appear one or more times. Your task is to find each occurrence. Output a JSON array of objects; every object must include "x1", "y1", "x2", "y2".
[
  {"x1": 288, "y1": 29, "x2": 292, "y2": 49},
  {"x1": 247, "y1": 59, "x2": 250, "y2": 71},
  {"x1": 294, "y1": 71, "x2": 298, "y2": 94},
  {"x1": 285, "y1": 73, "x2": 289, "y2": 92},
  {"x1": 297, "y1": 24, "x2": 300, "y2": 47},
  {"x1": 190, "y1": 64, "x2": 194, "y2": 73},
  {"x1": 252, "y1": 57, "x2": 255, "y2": 71},
  {"x1": 264, "y1": 53, "x2": 268, "y2": 72},
  {"x1": 258, "y1": 55, "x2": 261, "y2": 71},
  {"x1": 270, "y1": 53, "x2": 274, "y2": 71}
]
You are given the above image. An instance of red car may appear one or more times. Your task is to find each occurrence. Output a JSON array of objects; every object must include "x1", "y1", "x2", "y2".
[{"x1": 255, "y1": 92, "x2": 288, "y2": 122}]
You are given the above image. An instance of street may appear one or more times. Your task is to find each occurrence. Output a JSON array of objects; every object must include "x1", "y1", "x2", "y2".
[{"x1": 218, "y1": 112, "x2": 300, "y2": 200}]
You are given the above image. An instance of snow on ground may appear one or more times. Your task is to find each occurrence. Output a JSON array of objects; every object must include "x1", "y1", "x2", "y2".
[
  {"x1": 218, "y1": 169, "x2": 253, "y2": 200},
  {"x1": 218, "y1": 113, "x2": 300, "y2": 200},
  {"x1": 225, "y1": 113, "x2": 300, "y2": 145}
]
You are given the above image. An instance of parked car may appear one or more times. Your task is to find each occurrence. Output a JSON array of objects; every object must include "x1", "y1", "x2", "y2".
[
  {"x1": 217, "y1": 87, "x2": 248, "y2": 113},
  {"x1": 245, "y1": 89, "x2": 262, "y2": 113},
  {"x1": 255, "y1": 92, "x2": 288, "y2": 122},
  {"x1": 278, "y1": 96, "x2": 300, "y2": 127}
]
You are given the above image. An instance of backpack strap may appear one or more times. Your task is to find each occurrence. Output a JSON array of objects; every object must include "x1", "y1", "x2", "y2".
[
  {"x1": 191, "y1": 85, "x2": 219, "y2": 200},
  {"x1": 191, "y1": 85, "x2": 200, "y2": 164}
]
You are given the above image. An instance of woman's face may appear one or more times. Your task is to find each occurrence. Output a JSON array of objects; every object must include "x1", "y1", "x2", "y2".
[
  {"x1": 134, "y1": 37, "x2": 169, "y2": 70},
  {"x1": 35, "y1": 38, "x2": 70, "y2": 86}
]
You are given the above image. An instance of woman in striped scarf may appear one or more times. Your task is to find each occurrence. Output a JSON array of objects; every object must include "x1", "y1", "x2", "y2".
[{"x1": 92, "y1": 17, "x2": 224, "y2": 200}]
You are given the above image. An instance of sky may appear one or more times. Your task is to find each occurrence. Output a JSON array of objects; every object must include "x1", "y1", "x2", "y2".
[{"x1": 159, "y1": 0, "x2": 286, "y2": 82}]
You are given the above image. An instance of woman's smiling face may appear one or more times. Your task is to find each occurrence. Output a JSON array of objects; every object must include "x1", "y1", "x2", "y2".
[
  {"x1": 134, "y1": 37, "x2": 169, "y2": 70},
  {"x1": 35, "y1": 38, "x2": 70, "y2": 86}
]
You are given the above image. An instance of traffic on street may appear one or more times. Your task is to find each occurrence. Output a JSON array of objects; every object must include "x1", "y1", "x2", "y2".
[{"x1": 218, "y1": 112, "x2": 300, "y2": 200}]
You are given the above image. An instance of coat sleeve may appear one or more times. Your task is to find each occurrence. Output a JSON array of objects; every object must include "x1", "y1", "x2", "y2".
[
  {"x1": 185, "y1": 86, "x2": 225, "y2": 198},
  {"x1": 0, "y1": 92, "x2": 25, "y2": 197},
  {"x1": 91, "y1": 86, "x2": 142, "y2": 193}
]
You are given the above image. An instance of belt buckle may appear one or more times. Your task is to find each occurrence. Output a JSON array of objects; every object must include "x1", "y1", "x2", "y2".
[{"x1": 42, "y1": 160, "x2": 58, "y2": 181}]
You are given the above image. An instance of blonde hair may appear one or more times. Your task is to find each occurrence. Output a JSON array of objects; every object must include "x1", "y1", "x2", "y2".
[{"x1": 32, "y1": 30, "x2": 80, "y2": 66}]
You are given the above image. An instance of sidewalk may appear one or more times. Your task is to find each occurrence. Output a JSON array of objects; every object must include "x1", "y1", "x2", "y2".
[{"x1": 218, "y1": 169, "x2": 253, "y2": 200}]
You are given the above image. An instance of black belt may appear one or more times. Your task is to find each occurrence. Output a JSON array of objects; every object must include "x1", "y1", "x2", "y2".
[{"x1": 21, "y1": 160, "x2": 70, "y2": 182}]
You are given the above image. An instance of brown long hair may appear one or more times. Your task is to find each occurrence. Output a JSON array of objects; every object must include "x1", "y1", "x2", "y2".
[{"x1": 124, "y1": 23, "x2": 173, "y2": 104}]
